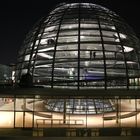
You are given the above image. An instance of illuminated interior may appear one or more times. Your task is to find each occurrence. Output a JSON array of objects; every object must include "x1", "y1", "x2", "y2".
[{"x1": 0, "y1": 95, "x2": 140, "y2": 129}]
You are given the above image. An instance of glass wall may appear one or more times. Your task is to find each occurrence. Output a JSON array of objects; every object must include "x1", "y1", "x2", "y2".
[{"x1": 0, "y1": 95, "x2": 140, "y2": 128}]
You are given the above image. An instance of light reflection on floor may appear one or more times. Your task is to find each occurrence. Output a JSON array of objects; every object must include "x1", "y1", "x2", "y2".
[{"x1": 0, "y1": 99, "x2": 140, "y2": 128}]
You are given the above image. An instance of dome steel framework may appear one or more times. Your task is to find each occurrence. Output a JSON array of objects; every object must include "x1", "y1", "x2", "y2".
[
  {"x1": 15, "y1": 2, "x2": 140, "y2": 114},
  {"x1": 16, "y1": 3, "x2": 140, "y2": 90}
]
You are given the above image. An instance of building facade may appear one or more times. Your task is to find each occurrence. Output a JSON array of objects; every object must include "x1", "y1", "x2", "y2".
[{"x1": 0, "y1": 2, "x2": 140, "y2": 139}]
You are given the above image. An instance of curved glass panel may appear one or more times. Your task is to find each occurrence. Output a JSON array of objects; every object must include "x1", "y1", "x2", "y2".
[{"x1": 16, "y1": 2, "x2": 140, "y2": 90}]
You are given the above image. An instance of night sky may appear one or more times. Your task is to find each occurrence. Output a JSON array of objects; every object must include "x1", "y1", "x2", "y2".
[{"x1": 0, "y1": 0, "x2": 139, "y2": 65}]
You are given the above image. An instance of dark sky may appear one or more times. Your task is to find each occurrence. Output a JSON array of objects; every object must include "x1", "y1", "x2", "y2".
[{"x1": 0, "y1": 0, "x2": 140, "y2": 65}]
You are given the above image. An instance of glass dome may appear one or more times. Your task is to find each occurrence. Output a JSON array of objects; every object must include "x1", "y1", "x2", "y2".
[{"x1": 16, "y1": 2, "x2": 140, "y2": 90}]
